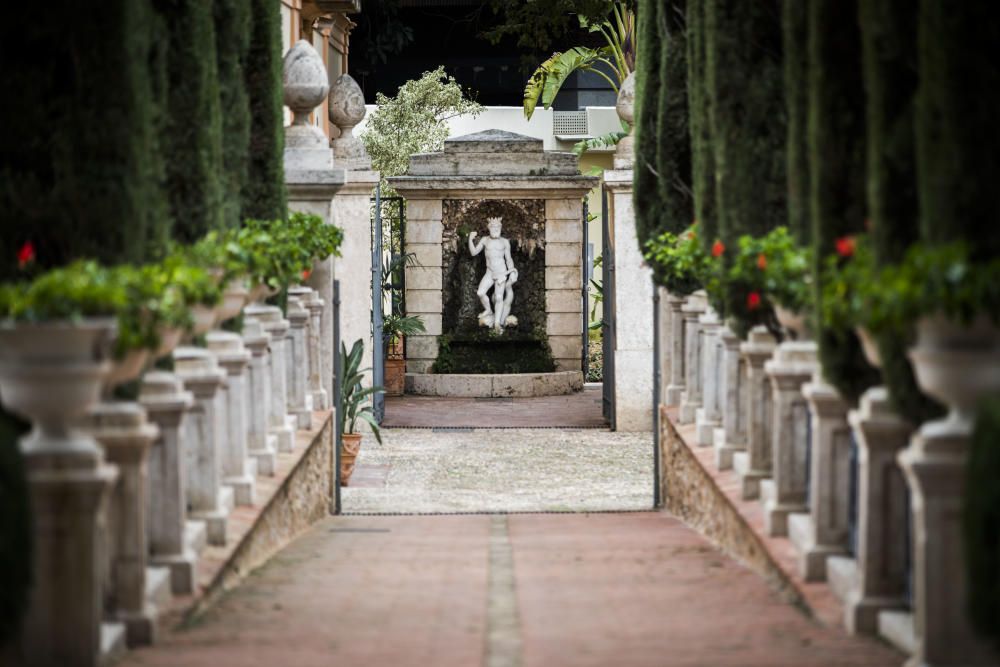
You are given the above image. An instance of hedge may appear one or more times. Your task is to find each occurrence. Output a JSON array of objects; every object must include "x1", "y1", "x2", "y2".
[
  {"x1": 782, "y1": 0, "x2": 810, "y2": 245},
  {"x1": 214, "y1": 0, "x2": 252, "y2": 230},
  {"x1": 632, "y1": 0, "x2": 664, "y2": 248},
  {"x1": 686, "y1": 0, "x2": 715, "y2": 245}
]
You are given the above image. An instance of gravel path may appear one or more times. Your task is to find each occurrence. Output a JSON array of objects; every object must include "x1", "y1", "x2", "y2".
[{"x1": 342, "y1": 428, "x2": 655, "y2": 514}]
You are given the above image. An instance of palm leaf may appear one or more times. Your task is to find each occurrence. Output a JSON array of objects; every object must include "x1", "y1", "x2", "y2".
[{"x1": 523, "y1": 47, "x2": 615, "y2": 119}]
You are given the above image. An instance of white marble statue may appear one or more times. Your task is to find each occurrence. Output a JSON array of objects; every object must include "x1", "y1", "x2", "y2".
[{"x1": 469, "y1": 216, "x2": 518, "y2": 332}]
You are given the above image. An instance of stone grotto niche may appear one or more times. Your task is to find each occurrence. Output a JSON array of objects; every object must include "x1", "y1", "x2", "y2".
[{"x1": 437, "y1": 198, "x2": 555, "y2": 374}]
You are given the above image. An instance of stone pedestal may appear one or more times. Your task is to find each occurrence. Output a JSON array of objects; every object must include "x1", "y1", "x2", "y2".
[
  {"x1": 788, "y1": 378, "x2": 850, "y2": 581},
  {"x1": 732, "y1": 327, "x2": 776, "y2": 500},
  {"x1": 174, "y1": 347, "x2": 232, "y2": 546},
  {"x1": 140, "y1": 372, "x2": 198, "y2": 595},
  {"x1": 285, "y1": 295, "x2": 314, "y2": 429},
  {"x1": 713, "y1": 326, "x2": 745, "y2": 469},
  {"x1": 827, "y1": 387, "x2": 911, "y2": 634},
  {"x1": 760, "y1": 341, "x2": 818, "y2": 537},
  {"x1": 695, "y1": 310, "x2": 723, "y2": 445},
  {"x1": 664, "y1": 293, "x2": 686, "y2": 406},
  {"x1": 679, "y1": 293, "x2": 708, "y2": 424},
  {"x1": 242, "y1": 318, "x2": 277, "y2": 476},
  {"x1": 206, "y1": 332, "x2": 255, "y2": 506},
  {"x1": 290, "y1": 285, "x2": 328, "y2": 409},
  {"x1": 246, "y1": 305, "x2": 296, "y2": 453},
  {"x1": 83, "y1": 401, "x2": 159, "y2": 646},
  {"x1": 606, "y1": 167, "x2": 654, "y2": 431}
]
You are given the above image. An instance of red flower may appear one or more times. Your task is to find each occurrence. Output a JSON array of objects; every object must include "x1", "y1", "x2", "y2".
[
  {"x1": 301, "y1": 269, "x2": 311, "y2": 281},
  {"x1": 17, "y1": 241, "x2": 35, "y2": 268},
  {"x1": 757, "y1": 253, "x2": 767, "y2": 270},
  {"x1": 711, "y1": 240, "x2": 725, "y2": 257},
  {"x1": 835, "y1": 236, "x2": 856, "y2": 258},
  {"x1": 747, "y1": 291, "x2": 762, "y2": 311}
]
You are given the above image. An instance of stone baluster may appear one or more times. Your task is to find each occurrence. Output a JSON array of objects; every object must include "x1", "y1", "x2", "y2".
[
  {"x1": 174, "y1": 347, "x2": 231, "y2": 546},
  {"x1": 732, "y1": 327, "x2": 776, "y2": 499},
  {"x1": 760, "y1": 341, "x2": 818, "y2": 537},
  {"x1": 206, "y1": 332, "x2": 255, "y2": 506},
  {"x1": 825, "y1": 387, "x2": 912, "y2": 634},
  {"x1": 140, "y1": 372, "x2": 199, "y2": 595},
  {"x1": 696, "y1": 308, "x2": 723, "y2": 445},
  {"x1": 285, "y1": 295, "x2": 313, "y2": 429},
  {"x1": 713, "y1": 326, "x2": 745, "y2": 469},
  {"x1": 664, "y1": 294, "x2": 687, "y2": 406},
  {"x1": 245, "y1": 304, "x2": 296, "y2": 452},
  {"x1": 788, "y1": 377, "x2": 851, "y2": 581},
  {"x1": 242, "y1": 318, "x2": 278, "y2": 475},
  {"x1": 290, "y1": 285, "x2": 328, "y2": 410},
  {"x1": 679, "y1": 292, "x2": 707, "y2": 424},
  {"x1": 83, "y1": 403, "x2": 159, "y2": 646},
  {"x1": 656, "y1": 287, "x2": 671, "y2": 402}
]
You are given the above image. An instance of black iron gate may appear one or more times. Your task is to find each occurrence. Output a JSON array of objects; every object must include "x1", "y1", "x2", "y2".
[
  {"x1": 370, "y1": 189, "x2": 407, "y2": 424},
  {"x1": 332, "y1": 279, "x2": 342, "y2": 513},
  {"x1": 601, "y1": 184, "x2": 616, "y2": 429}
]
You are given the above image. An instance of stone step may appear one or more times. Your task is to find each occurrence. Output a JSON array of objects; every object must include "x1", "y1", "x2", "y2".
[
  {"x1": 878, "y1": 609, "x2": 917, "y2": 656},
  {"x1": 787, "y1": 512, "x2": 812, "y2": 555},
  {"x1": 101, "y1": 622, "x2": 127, "y2": 665},
  {"x1": 826, "y1": 554, "x2": 857, "y2": 606},
  {"x1": 759, "y1": 478, "x2": 777, "y2": 506},
  {"x1": 185, "y1": 520, "x2": 208, "y2": 556},
  {"x1": 225, "y1": 473, "x2": 256, "y2": 507},
  {"x1": 145, "y1": 565, "x2": 173, "y2": 610},
  {"x1": 731, "y1": 452, "x2": 764, "y2": 500}
]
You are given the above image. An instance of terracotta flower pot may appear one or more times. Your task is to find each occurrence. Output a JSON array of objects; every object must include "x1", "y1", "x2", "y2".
[
  {"x1": 384, "y1": 358, "x2": 405, "y2": 396},
  {"x1": 340, "y1": 432, "x2": 362, "y2": 486}
]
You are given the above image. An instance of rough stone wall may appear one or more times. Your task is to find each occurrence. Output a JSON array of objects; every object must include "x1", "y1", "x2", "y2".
[{"x1": 186, "y1": 413, "x2": 333, "y2": 619}]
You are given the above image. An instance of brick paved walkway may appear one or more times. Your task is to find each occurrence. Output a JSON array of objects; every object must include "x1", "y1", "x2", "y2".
[
  {"x1": 122, "y1": 512, "x2": 900, "y2": 667},
  {"x1": 383, "y1": 386, "x2": 607, "y2": 428}
]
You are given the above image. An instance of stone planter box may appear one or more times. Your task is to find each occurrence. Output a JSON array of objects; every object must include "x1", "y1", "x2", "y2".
[{"x1": 405, "y1": 371, "x2": 583, "y2": 398}]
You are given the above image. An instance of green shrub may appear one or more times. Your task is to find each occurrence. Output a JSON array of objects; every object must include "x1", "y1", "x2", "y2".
[{"x1": 214, "y1": 0, "x2": 252, "y2": 230}]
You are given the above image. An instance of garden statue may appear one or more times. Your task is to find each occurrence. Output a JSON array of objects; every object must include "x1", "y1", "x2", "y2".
[{"x1": 469, "y1": 216, "x2": 518, "y2": 332}]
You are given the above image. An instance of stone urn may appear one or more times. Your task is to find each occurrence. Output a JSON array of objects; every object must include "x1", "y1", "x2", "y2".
[
  {"x1": 104, "y1": 347, "x2": 151, "y2": 390},
  {"x1": 613, "y1": 72, "x2": 636, "y2": 169},
  {"x1": 908, "y1": 314, "x2": 1000, "y2": 434},
  {"x1": 155, "y1": 325, "x2": 184, "y2": 359},
  {"x1": 190, "y1": 304, "x2": 219, "y2": 336},
  {"x1": 0, "y1": 319, "x2": 117, "y2": 456},
  {"x1": 340, "y1": 432, "x2": 362, "y2": 486},
  {"x1": 854, "y1": 326, "x2": 882, "y2": 369},
  {"x1": 249, "y1": 283, "x2": 279, "y2": 304},
  {"x1": 774, "y1": 305, "x2": 811, "y2": 341},
  {"x1": 218, "y1": 278, "x2": 250, "y2": 322}
]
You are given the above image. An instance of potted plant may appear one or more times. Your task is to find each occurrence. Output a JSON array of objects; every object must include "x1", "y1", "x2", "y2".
[
  {"x1": 732, "y1": 226, "x2": 812, "y2": 340},
  {"x1": 643, "y1": 223, "x2": 711, "y2": 297},
  {"x1": 338, "y1": 338, "x2": 384, "y2": 485},
  {"x1": 381, "y1": 314, "x2": 425, "y2": 396}
]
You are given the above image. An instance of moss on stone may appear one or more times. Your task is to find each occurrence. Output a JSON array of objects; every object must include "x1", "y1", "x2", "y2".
[
  {"x1": 432, "y1": 333, "x2": 556, "y2": 375},
  {"x1": 214, "y1": 0, "x2": 251, "y2": 230},
  {"x1": 242, "y1": 0, "x2": 287, "y2": 221},
  {"x1": 808, "y1": 0, "x2": 880, "y2": 402}
]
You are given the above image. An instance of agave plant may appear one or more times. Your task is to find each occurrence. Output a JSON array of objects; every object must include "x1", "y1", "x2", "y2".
[{"x1": 339, "y1": 339, "x2": 385, "y2": 444}]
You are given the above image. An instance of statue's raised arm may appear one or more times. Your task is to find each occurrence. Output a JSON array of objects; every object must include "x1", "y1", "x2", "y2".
[{"x1": 468, "y1": 230, "x2": 486, "y2": 256}]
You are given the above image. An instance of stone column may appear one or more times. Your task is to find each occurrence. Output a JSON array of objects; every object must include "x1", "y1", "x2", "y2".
[
  {"x1": 285, "y1": 295, "x2": 313, "y2": 429},
  {"x1": 679, "y1": 293, "x2": 707, "y2": 424},
  {"x1": 732, "y1": 327, "x2": 776, "y2": 499},
  {"x1": 83, "y1": 402, "x2": 159, "y2": 646},
  {"x1": 242, "y1": 318, "x2": 277, "y2": 476},
  {"x1": 403, "y1": 198, "x2": 444, "y2": 375},
  {"x1": 544, "y1": 197, "x2": 586, "y2": 373},
  {"x1": 827, "y1": 387, "x2": 911, "y2": 634},
  {"x1": 695, "y1": 309, "x2": 723, "y2": 445},
  {"x1": 713, "y1": 326, "x2": 745, "y2": 469},
  {"x1": 206, "y1": 332, "x2": 255, "y2": 506},
  {"x1": 788, "y1": 378, "x2": 851, "y2": 581},
  {"x1": 140, "y1": 372, "x2": 198, "y2": 595},
  {"x1": 174, "y1": 347, "x2": 231, "y2": 546},
  {"x1": 761, "y1": 341, "x2": 818, "y2": 537},
  {"x1": 604, "y1": 168, "x2": 653, "y2": 431},
  {"x1": 657, "y1": 287, "x2": 671, "y2": 401},
  {"x1": 246, "y1": 304, "x2": 296, "y2": 452},
  {"x1": 290, "y1": 285, "x2": 328, "y2": 410},
  {"x1": 665, "y1": 294, "x2": 687, "y2": 406}
]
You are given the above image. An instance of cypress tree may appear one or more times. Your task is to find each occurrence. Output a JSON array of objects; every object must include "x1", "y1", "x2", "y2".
[
  {"x1": 158, "y1": 0, "x2": 225, "y2": 243},
  {"x1": 808, "y1": 0, "x2": 879, "y2": 402},
  {"x1": 782, "y1": 0, "x2": 810, "y2": 245},
  {"x1": 652, "y1": 0, "x2": 693, "y2": 242},
  {"x1": 858, "y1": 0, "x2": 942, "y2": 423},
  {"x1": 686, "y1": 0, "x2": 715, "y2": 244},
  {"x1": 916, "y1": 2, "x2": 1000, "y2": 257},
  {"x1": 705, "y1": 0, "x2": 786, "y2": 335},
  {"x1": 214, "y1": 0, "x2": 252, "y2": 230},
  {"x1": 242, "y1": 0, "x2": 287, "y2": 221},
  {"x1": 633, "y1": 0, "x2": 664, "y2": 248}
]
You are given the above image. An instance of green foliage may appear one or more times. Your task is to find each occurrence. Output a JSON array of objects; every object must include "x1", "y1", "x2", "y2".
[
  {"x1": 214, "y1": 0, "x2": 252, "y2": 230},
  {"x1": 727, "y1": 227, "x2": 809, "y2": 337},
  {"x1": 238, "y1": 213, "x2": 344, "y2": 290},
  {"x1": 0, "y1": 261, "x2": 128, "y2": 322},
  {"x1": 633, "y1": 0, "x2": 663, "y2": 249},
  {"x1": 360, "y1": 67, "x2": 483, "y2": 192},
  {"x1": 782, "y1": 0, "x2": 810, "y2": 245},
  {"x1": 572, "y1": 128, "x2": 628, "y2": 156},
  {"x1": 964, "y1": 395, "x2": 1000, "y2": 646},
  {"x1": 483, "y1": 0, "x2": 634, "y2": 55},
  {"x1": 382, "y1": 314, "x2": 426, "y2": 351},
  {"x1": 339, "y1": 339, "x2": 384, "y2": 442},
  {"x1": 808, "y1": 0, "x2": 879, "y2": 402},
  {"x1": 432, "y1": 333, "x2": 556, "y2": 375},
  {"x1": 158, "y1": 0, "x2": 225, "y2": 243},
  {"x1": 242, "y1": 0, "x2": 286, "y2": 220},
  {"x1": 686, "y1": 0, "x2": 715, "y2": 244},
  {"x1": 644, "y1": 224, "x2": 713, "y2": 296}
]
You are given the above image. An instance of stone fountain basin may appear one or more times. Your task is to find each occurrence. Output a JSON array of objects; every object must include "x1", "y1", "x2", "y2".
[{"x1": 405, "y1": 371, "x2": 583, "y2": 398}]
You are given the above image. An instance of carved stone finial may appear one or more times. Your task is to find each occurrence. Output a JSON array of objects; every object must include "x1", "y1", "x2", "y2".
[
  {"x1": 329, "y1": 73, "x2": 371, "y2": 170},
  {"x1": 282, "y1": 40, "x2": 333, "y2": 169},
  {"x1": 614, "y1": 71, "x2": 636, "y2": 169}
]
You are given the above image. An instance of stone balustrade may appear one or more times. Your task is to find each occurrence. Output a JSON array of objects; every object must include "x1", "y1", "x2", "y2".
[
  {"x1": 678, "y1": 292, "x2": 707, "y2": 424},
  {"x1": 695, "y1": 309, "x2": 723, "y2": 445},
  {"x1": 713, "y1": 326, "x2": 745, "y2": 469},
  {"x1": 731, "y1": 327, "x2": 776, "y2": 500}
]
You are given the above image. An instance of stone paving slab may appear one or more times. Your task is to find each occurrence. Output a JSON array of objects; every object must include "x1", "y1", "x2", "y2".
[
  {"x1": 343, "y1": 427, "x2": 654, "y2": 514},
  {"x1": 120, "y1": 513, "x2": 900, "y2": 667}
]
